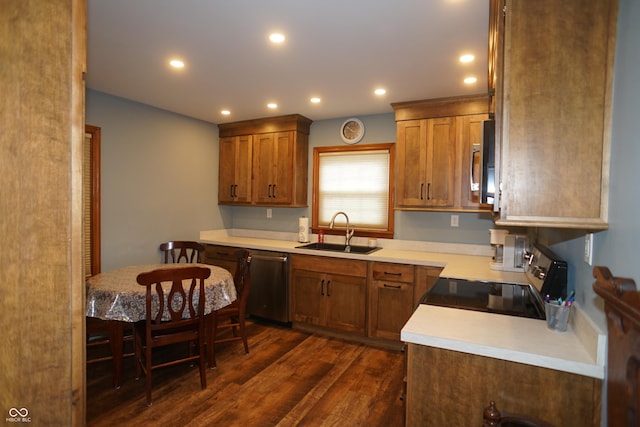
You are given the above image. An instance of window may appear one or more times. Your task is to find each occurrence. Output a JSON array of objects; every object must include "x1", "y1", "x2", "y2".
[{"x1": 312, "y1": 143, "x2": 394, "y2": 238}]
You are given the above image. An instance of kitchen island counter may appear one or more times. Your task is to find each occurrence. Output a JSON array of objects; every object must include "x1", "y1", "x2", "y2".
[{"x1": 402, "y1": 304, "x2": 605, "y2": 379}]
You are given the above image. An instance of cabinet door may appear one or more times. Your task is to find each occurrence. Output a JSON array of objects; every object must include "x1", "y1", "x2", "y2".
[
  {"x1": 458, "y1": 114, "x2": 491, "y2": 210},
  {"x1": 426, "y1": 117, "x2": 456, "y2": 208},
  {"x1": 253, "y1": 131, "x2": 294, "y2": 205},
  {"x1": 291, "y1": 269, "x2": 326, "y2": 326},
  {"x1": 396, "y1": 118, "x2": 456, "y2": 208},
  {"x1": 325, "y1": 273, "x2": 366, "y2": 335},
  {"x1": 370, "y1": 280, "x2": 413, "y2": 340},
  {"x1": 218, "y1": 135, "x2": 252, "y2": 204},
  {"x1": 496, "y1": 0, "x2": 615, "y2": 228},
  {"x1": 396, "y1": 120, "x2": 428, "y2": 207}
]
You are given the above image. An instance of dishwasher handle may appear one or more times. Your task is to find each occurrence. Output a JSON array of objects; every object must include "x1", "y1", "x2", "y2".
[{"x1": 250, "y1": 253, "x2": 288, "y2": 263}]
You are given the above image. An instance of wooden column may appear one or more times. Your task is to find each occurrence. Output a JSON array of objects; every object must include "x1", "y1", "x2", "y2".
[{"x1": 0, "y1": 0, "x2": 86, "y2": 425}]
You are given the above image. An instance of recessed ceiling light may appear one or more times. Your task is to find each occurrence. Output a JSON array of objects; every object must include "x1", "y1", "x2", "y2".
[
  {"x1": 374, "y1": 88, "x2": 386, "y2": 96},
  {"x1": 459, "y1": 54, "x2": 475, "y2": 63},
  {"x1": 464, "y1": 76, "x2": 478, "y2": 84},
  {"x1": 221, "y1": 110, "x2": 231, "y2": 116},
  {"x1": 269, "y1": 33, "x2": 285, "y2": 43},
  {"x1": 267, "y1": 103, "x2": 278, "y2": 109},
  {"x1": 169, "y1": 59, "x2": 185, "y2": 69},
  {"x1": 310, "y1": 97, "x2": 321, "y2": 104}
]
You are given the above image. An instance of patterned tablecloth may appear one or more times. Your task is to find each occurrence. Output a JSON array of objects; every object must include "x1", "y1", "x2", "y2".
[{"x1": 86, "y1": 263, "x2": 236, "y2": 323}]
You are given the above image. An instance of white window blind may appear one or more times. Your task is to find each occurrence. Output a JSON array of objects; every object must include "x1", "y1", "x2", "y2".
[{"x1": 317, "y1": 149, "x2": 390, "y2": 230}]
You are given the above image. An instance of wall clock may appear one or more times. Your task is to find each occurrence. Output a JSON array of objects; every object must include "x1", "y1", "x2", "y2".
[{"x1": 340, "y1": 118, "x2": 365, "y2": 144}]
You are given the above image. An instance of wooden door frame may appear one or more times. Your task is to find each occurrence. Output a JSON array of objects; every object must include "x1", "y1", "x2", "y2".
[{"x1": 85, "y1": 124, "x2": 101, "y2": 276}]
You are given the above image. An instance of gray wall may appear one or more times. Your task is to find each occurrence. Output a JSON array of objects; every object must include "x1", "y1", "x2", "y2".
[
  {"x1": 86, "y1": 90, "x2": 225, "y2": 271},
  {"x1": 547, "y1": 0, "x2": 640, "y2": 330}
]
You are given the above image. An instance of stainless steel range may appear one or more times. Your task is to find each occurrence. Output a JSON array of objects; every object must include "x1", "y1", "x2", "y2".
[{"x1": 419, "y1": 243, "x2": 567, "y2": 320}]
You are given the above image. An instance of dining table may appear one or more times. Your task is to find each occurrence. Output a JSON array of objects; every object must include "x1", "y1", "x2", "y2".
[{"x1": 86, "y1": 263, "x2": 236, "y2": 387}]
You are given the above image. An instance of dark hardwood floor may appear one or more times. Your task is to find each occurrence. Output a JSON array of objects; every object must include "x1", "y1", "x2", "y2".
[{"x1": 86, "y1": 320, "x2": 405, "y2": 426}]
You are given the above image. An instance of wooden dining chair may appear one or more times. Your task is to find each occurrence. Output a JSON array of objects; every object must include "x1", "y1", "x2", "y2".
[
  {"x1": 592, "y1": 266, "x2": 640, "y2": 426},
  {"x1": 134, "y1": 265, "x2": 211, "y2": 406},
  {"x1": 86, "y1": 317, "x2": 134, "y2": 389},
  {"x1": 207, "y1": 249, "x2": 252, "y2": 368},
  {"x1": 159, "y1": 240, "x2": 205, "y2": 264}
]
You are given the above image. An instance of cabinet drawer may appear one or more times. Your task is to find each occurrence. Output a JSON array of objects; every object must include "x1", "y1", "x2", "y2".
[
  {"x1": 290, "y1": 254, "x2": 367, "y2": 277},
  {"x1": 372, "y1": 262, "x2": 414, "y2": 283}
]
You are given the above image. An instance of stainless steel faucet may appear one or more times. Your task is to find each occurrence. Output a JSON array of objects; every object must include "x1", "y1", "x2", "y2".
[{"x1": 329, "y1": 211, "x2": 355, "y2": 247}]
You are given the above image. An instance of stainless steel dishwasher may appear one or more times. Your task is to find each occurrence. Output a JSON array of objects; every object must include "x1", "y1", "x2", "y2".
[{"x1": 247, "y1": 250, "x2": 290, "y2": 324}]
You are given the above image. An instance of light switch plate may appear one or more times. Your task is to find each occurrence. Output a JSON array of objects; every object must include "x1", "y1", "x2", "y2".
[
  {"x1": 266, "y1": 208, "x2": 272, "y2": 219},
  {"x1": 450, "y1": 215, "x2": 459, "y2": 227}
]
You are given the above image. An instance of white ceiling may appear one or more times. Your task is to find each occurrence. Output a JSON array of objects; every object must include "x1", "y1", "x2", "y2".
[{"x1": 86, "y1": 0, "x2": 489, "y2": 124}]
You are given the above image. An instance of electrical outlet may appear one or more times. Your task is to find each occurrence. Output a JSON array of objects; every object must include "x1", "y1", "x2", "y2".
[
  {"x1": 584, "y1": 233, "x2": 594, "y2": 265},
  {"x1": 266, "y1": 208, "x2": 272, "y2": 219},
  {"x1": 450, "y1": 215, "x2": 459, "y2": 227}
]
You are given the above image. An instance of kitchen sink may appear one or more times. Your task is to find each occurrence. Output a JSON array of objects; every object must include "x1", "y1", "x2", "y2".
[{"x1": 295, "y1": 242, "x2": 381, "y2": 255}]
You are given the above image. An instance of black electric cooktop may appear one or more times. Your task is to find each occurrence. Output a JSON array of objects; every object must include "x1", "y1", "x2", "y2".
[{"x1": 419, "y1": 277, "x2": 545, "y2": 320}]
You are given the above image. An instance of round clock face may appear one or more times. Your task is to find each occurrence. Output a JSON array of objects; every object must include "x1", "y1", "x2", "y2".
[{"x1": 340, "y1": 118, "x2": 365, "y2": 144}]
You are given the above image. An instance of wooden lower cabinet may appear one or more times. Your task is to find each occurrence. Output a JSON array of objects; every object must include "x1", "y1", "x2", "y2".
[
  {"x1": 368, "y1": 262, "x2": 415, "y2": 340},
  {"x1": 405, "y1": 344, "x2": 601, "y2": 427},
  {"x1": 202, "y1": 244, "x2": 238, "y2": 276},
  {"x1": 291, "y1": 254, "x2": 367, "y2": 335}
]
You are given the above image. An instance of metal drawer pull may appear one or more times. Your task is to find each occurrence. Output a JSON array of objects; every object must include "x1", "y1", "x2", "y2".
[{"x1": 383, "y1": 283, "x2": 402, "y2": 289}]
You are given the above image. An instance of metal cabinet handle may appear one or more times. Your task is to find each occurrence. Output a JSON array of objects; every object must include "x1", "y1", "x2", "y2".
[
  {"x1": 383, "y1": 283, "x2": 402, "y2": 289},
  {"x1": 272, "y1": 184, "x2": 276, "y2": 198},
  {"x1": 326, "y1": 280, "x2": 331, "y2": 297},
  {"x1": 320, "y1": 279, "x2": 325, "y2": 296},
  {"x1": 420, "y1": 183, "x2": 424, "y2": 200},
  {"x1": 470, "y1": 143, "x2": 481, "y2": 193},
  {"x1": 427, "y1": 183, "x2": 431, "y2": 200}
]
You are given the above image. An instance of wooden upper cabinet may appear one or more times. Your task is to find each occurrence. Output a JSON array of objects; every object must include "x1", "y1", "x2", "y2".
[
  {"x1": 393, "y1": 95, "x2": 491, "y2": 212},
  {"x1": 396, "y1": 119, "x2": 428, "y2": 207},
  {"x1": 218, "y1": 135, "x2": 252, "y2": 204},
  {"x1": 395, "y1": 118, "x2": 455, "y2": 208},
  {"x1": 494, "y1": 0, "x2": 617, "y2": 228},
  {"x1": 253, "y1": 131, "x2": 295, "y2": 205},
  {"x1": 218, "y1": 114, "x2": 311, "y2": 207}
]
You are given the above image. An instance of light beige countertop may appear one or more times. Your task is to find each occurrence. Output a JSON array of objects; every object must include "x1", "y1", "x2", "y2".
[
  {"x1": 402, "y1": 304, "x2": 605, "y2": 379},
  {"x1": 200, "y1": 228, "x2": 528, "y2": 284}
]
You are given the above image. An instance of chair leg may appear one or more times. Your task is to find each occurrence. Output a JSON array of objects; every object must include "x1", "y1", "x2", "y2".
[
  {"x1": 198, "y1": 337, "x2": 207, "y2": 389},
  {"x1": 238, "y1": 316, "x2": 249, "y2": 354},
  {"x1": 207, "y1": 314, "x2": 217, "y2": 369},
  {"x1": 134, "y1": 330, "x2": 142, "y2": 380},
  {"x1": 145, "y1": 345, "x2": 153, "y2": 406}
]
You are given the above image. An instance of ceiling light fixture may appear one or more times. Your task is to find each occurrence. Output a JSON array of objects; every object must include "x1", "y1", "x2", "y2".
[
  {"x1": 169, "y1": 59, "x2": 185, "y2": 68},
  {"x1": 221, "y1": 110, "x2": 231, "y2": 116},
  {"x1": 310, "y1": 97, "x2": 321, "y2": 104},
  {"x1": 269, "y1": 33, "x2": 285, "y2": 43},
  {"x1": 464, "y1": 76, "x2": 478, "y2": 84},
  {"x1": 374, "y1": 88, "x2": 386, "y2": 96},
  {"x1": 459, "y1": 54, "x2": 475, "y2": 63},
  {"x1": 267, "y1": 103, "x2": 278, "y2": 109}
]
